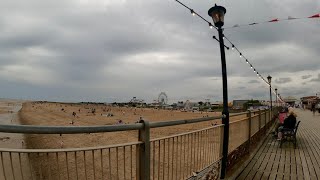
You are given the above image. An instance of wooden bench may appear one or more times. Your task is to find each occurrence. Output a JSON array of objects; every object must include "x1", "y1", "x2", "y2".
[{"x1": 280, "y1": 121, "x2": 301, "y2": 148}]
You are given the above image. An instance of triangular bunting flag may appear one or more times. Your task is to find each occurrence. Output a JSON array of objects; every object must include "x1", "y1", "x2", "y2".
[
  {"x1": 269, "y1": 18, "x2": 279, "y2": 22},
  {"x1": 308, "y1": 14, "x2": 320, "y2": 18}
]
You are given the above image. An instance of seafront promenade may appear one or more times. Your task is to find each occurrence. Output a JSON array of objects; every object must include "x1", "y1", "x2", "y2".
[{"x1": 236, "y1": 109, "x2": 320, "y2": 180}]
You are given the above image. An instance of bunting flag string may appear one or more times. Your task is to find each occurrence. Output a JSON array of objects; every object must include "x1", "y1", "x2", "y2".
[
  {"x1": 225, "y1": 13, "x2": 319, "y2": 29},
  {"x1": 174, "y1": 0, "x2": 286, "y2": 103}
]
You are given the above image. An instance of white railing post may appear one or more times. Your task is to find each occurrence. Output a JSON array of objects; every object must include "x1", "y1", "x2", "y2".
[
  {"x1": 258, "y1": 109, "x2": 262, "y2": 130},
  {"x1": 247, "y1": 110, "x2": 252, "y2": 148},
  {"x1": 265, "y1": 109, "x2": 267, "y2": 126}
]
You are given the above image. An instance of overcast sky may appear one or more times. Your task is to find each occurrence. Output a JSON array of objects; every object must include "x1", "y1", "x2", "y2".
[{"x1": 0, "y1": 0, "x2": 319, "y2": 103}]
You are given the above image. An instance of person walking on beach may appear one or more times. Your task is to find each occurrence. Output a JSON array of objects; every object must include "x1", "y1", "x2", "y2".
[{"x1": 311, "y1": 103, "x2": 316, "y2": 115}]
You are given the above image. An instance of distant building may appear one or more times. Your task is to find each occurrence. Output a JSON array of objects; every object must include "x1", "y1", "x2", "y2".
[
  {"x1": 282, "y1": 96, "x2": 297, "y2": 106},
  {"x1": 170, "y1": 100, "x2": 199, "y2": 111},
  {"x1": 177, "y1": 101, "x2": 185, "y2": 109},
  {"x1": 300, "y1": 96, "x2": 320, "y2": 109},
  {"x1": 232, "y1": 100, "x2": 249, "y2": 109},
  {"x1": 211, "y1": 101, "x2": 223, "y2": 107}
]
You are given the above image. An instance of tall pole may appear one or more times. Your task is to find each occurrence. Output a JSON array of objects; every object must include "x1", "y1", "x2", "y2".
[
  {"x1": 278, "y1": 94, "x2": 281, "y2": 106},
  {"x1": 269, "y1": 84, "x2": 272, "y2": 111},
  {"x1": 208, "y1": 5, "x2": 228, "y2": 178},
  {"x1": 218, "y1": 26, "x2": 229, "y2": 179},
  {"x1": 275, "y1": 88, "x2": 278, "y2": 107}
]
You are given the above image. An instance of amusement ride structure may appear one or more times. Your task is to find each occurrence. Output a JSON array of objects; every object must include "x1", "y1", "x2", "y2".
[{"x1": 158, "y1": 92, "x2": 168, "y2": 106}]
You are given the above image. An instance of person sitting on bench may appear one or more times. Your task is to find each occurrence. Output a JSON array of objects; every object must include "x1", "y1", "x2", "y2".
[
  {"x1": 277, "y1": 109, "x2": 297, "y2": 140},
  {"x1": 273, "y1": 108, "x2": 288, "y2": 137}
]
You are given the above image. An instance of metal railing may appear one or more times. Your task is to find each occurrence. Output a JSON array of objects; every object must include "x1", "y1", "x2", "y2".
[
  {"x1": 0, "y1": 109, "x2": 276, "y2": 180},
  {"x1": 228, "y1": 109, "x2": 273, "y2": 154},
  {"x1": 150, "y1": 125, "x2": 223, "y2": 180},
  {"x1": 0, "y1": 142, "x2": 141, "y2": 180}
]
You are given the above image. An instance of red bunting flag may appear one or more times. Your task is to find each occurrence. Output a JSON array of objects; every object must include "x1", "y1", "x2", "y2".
[
  {"x1": 308, "y1": 14, "x2": 320, "y2": 18},
  {"x1": 269, "y1": 18, "x2": 279, "y2": 22},
  {"x1": 225, "y1": 14, "x2": 319, "y2": 29}
]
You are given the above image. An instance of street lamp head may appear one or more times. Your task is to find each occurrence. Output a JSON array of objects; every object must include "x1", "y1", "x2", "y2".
[
  {"x1": 267, "y1": 75, "x2": 272, "y2": 84},
  {"x1": 208, "y1": 4, "x2": 226, "y2": 28}
]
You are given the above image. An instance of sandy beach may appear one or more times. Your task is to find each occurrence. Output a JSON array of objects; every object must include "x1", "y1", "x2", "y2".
[
  {"x1": 0, "y1": 99, "x2": 24, "y2": 148},
  {"x1": 0, "y1": 100, "x2": 249, "y2": 179},
  {"x1": 18, "y1": 101, "x2": 226, "y2": 149}
]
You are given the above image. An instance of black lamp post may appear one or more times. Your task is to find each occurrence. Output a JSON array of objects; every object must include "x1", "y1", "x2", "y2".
[
  {"x1": 267, "y1": 75, "x2": 272, "y2": 111},
  {"x1": 208, "y1": 4, "x2": 229, "y2": 179},
  {"x1": 275, "y1": 88, "x2": 278, "y2": 107}
]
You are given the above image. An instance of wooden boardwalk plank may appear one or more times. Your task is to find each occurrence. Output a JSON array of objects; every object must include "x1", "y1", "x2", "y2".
[
  {"x1": 253, "y1": 136, "x2": 274, "y2": 179},
  {"x1": 262, "y1": 142, "x2": 277, "y2": 179},
  {"x1": 294, "y1": 141, "x2": 304, "y2": 179},
  {"x1": 299, "y1": 126, "x2": 319, "y2": 179},
  {"x1": 236, "y1": 134, "x2": 272, "y2": 179},
  {"x1": 268, "y1": 140, "x2": 282, "y2": 180},
  {"x1": 304, "y1": 128, "x2": 320, "y2": 178},
  {"x1": 277, "y1": 146, "x2": 286, "y2": 180},
  {"x1": 235, "y1": 109, "x2": 320, "y2": 180},
  {"x1": 290, "y1": 147, "x2": 297, "y2": 180},
  {"x1": 240, "y1": 142, "x2": 269, "y2": 179},
  {"x1": 283, "y1": 148, "x2": 291, "y2": 180}
]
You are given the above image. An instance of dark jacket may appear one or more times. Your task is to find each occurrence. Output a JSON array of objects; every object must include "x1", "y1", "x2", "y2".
[{"x1": 283, "y1": 114, "x2": 297, "y2": 129}]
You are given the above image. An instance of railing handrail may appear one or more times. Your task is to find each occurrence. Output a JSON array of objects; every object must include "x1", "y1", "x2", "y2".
[
  {"x1": 0, "y1": 141, "x2": 143, "y2": 153},
  {"x1": 151, "y1": 124, "x2": 224, "y2": 142},
  {"x1": 0, "y1": 109, "x2": 269, "y2": 134},
  {"x1": 229, "y1": 118, "x2": 248, "y2": 125},
  {"x1": 228, "y1": 109, "x2": 265, "y2": 117},
  {"x1": 149, "y1": 116, "x2": 222, "y2": 128},
  {"x1": 0, "y1": 115, "x2": 224, "y2": 134},
  {"x1": 229, "y1": 111, "x2": 248, "y2": 117},
  {"x1": 0, "y1": 123, "x2": 144, "y2": 134}
]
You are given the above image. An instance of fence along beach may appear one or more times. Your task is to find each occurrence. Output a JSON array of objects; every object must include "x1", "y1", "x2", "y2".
[{"x1": 0, "y1": 100, "x2": 273, "y2": 179}]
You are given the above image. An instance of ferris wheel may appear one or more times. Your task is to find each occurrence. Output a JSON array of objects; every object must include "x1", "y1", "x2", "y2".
[{"x1": 158, "y1": 92, "x2": 168, "y2": 105}]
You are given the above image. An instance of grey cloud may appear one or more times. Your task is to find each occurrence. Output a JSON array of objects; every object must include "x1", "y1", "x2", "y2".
[
  {"x1": 0, "y1": 0, "x2": 319, "y2": 103},
  {"x1": 280, "y1": 87, "x2": 312, "y2": 98},
  {"x1": 275, "y1": 78, "x2": 292, "y2": 84},
  {"x1": 248, "y1": 80, "x2": 259, "y2": 84},
  {"x1": 310, "y1": 74, "x2": 320, "y2": 82},
  {"x1": 302, "y1": 75, "x2": 312, "y2": 79}
]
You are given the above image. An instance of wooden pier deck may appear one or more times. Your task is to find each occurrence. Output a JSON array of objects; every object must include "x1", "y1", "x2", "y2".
[{"x1": 236, "y1": 109, "x2": 320, "y2": 180}]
